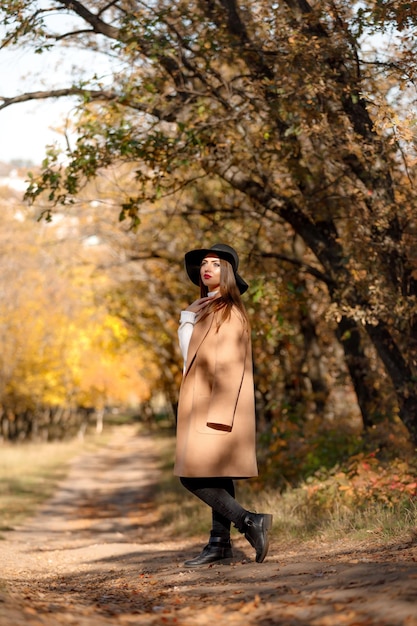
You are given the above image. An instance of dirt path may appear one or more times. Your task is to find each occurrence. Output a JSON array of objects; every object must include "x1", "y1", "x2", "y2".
[{"x1": 1, "y1": 426, "x2": 416, "y2": 626}]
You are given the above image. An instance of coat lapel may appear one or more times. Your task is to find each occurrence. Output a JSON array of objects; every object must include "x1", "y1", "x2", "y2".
[{"x1": 184, "y1": 313, "x2": 214, "y2": 378}]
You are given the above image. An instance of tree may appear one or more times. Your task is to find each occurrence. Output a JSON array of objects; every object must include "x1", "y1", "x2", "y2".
[{"x1": 1, "y1": 1, "x2": 416, "y2": 443}]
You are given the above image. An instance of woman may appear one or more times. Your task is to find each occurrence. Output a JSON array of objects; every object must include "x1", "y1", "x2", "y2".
[{"x1": 174, "y1": 243, "x2": 272, "y2": 566}]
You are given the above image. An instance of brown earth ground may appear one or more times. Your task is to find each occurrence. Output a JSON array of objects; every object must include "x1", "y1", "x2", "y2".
[{"x1": 1, "y1": 426, "x2": 417, "y2": 626}]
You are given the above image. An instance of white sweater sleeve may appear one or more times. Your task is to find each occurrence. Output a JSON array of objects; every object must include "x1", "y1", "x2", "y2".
[{"x1": 178, "y1": 310, "x2": 197, "y2": 370}]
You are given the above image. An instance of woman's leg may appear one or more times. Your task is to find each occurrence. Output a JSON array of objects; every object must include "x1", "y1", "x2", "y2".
[
  {"x1": 180, "y1": 476, "x2": 242, "y2": 566},
  {"x1": 211, "y1": 479, "x2": 235, "y2": 538},
  {"x1": 180, "y1": 476, "x2": 273, "y2": 565},
  {"x1": 180, "y1": 477, "x2": 247, "y2": 534}
]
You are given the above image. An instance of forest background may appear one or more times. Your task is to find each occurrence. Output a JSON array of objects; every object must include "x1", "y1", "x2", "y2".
[{"x1": 0, "y1": 0, "x2": 417, "y2": 521}]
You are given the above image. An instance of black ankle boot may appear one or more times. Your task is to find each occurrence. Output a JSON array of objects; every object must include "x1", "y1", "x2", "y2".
[
  {"x1": 184, "y1": 536, "x2": 233, "y2": 567},
  {"x1": 243, "y1": 512, "x2": 273, "y2": 563}
]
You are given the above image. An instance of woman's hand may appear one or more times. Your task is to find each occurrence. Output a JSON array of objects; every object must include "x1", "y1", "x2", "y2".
[{"x1": 186, "y1": 295, "x2": 215, "y2": 315}]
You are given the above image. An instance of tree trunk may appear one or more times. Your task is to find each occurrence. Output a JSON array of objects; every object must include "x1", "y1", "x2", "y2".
[
  {"x1": 365, "y1": 322, "x2": 417, "y2": 445},
  {"x1": 335, "y1": 316, "x2": 393, "y2": 431},
  {"x1": 299, "y1": 305, "x2": 330, "y2": 415}
]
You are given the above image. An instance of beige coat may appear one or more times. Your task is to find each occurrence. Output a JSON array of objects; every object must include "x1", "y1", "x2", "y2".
[{"x1": 174, "y1": 307, "x2": 258, "y2": 478}]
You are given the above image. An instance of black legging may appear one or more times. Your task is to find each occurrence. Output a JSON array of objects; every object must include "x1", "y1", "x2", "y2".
[{"x1": 180, "y1": 477, "x2": 248, "y2": 538}]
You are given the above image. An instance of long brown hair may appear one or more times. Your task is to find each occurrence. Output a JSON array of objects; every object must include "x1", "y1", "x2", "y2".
[{"x1": 198, "y1": 258, "x2": 250, "y2": 329}]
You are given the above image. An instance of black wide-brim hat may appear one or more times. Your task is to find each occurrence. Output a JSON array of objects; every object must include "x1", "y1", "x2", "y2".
[{"x1": 184, "y1": 243, "x2": 249, "y2": 294}]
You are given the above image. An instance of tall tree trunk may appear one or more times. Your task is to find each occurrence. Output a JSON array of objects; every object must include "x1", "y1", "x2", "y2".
[
  {"x1": 336, "y1": 316, "x2": 392, "y2": 431},
  {"x1": 365, "y1": 322, "x2": 417, "y2": 445},
  {"x1": 299, "y1": 310, "x2": 330, "y2": 414}
]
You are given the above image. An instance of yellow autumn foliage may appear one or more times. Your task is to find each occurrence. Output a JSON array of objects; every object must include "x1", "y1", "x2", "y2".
[{"x1": 0, "y1": 191, "x2": 152, "y2": 418}]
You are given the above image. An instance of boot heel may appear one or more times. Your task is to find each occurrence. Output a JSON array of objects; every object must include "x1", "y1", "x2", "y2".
[
  {"x1": 243, "y1": 512, "x2": 273, "y2": 563},
  {"x1": 184, "y1": 537, "x2": 233, "y2": 567}
]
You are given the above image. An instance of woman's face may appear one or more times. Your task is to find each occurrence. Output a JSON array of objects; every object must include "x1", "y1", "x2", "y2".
[{"x1": 200, "y1": 254, "x2": 221, "y2": 292}]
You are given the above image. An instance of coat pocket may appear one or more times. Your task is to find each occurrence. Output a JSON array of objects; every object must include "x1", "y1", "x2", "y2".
[{"x1": 193, "y1": 396, "x2": 229, "y2": 435}]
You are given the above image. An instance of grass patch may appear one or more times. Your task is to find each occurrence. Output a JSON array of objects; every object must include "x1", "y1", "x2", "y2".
[
  {"x1": 250, "y1": 485, "x2": 417, "y2": 545},
  {"x1": 153, "y1": 433, "x2": 417, "y2": 546}
]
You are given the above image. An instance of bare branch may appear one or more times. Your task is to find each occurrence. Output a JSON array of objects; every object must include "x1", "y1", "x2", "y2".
[
  {"x1": 57, "y1": 0, "x2": 120, "y2": 40},
  {"x1": 0, "y1": 87, "x2": 119, "y2": 111},
  {"x1": 54, "y1": 29, "x2": 97, "y2": 41},
  {"x1": 98, "y1": 1, "x2": 122, "y2": 19},
  {"x1": 0, "y1": 87, "x2": 171, "y2": 121}
]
